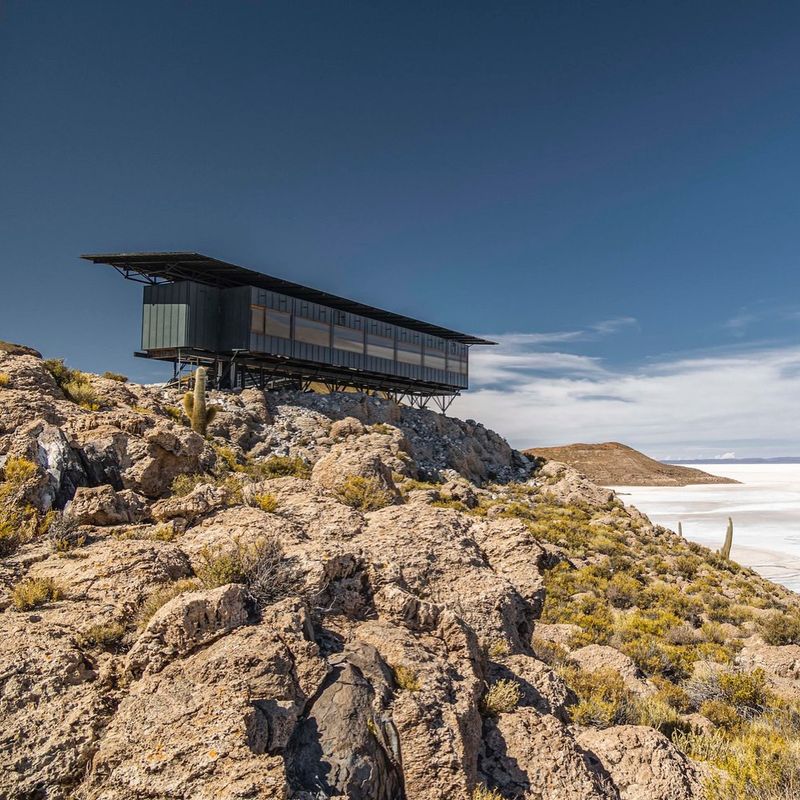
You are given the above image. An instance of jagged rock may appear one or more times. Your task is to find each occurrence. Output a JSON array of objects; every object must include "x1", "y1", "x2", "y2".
[
  {"x1": 151, "y1": 481, "x2": 229, "y2": 524},
  {"x1": 329, "y1": 416, "x2": 366, "y2": 439},
  {"x1": 570, "y1": 645, "x2": 655, "y2": 696},
  {"x1": 0, "y1": 340, "x2": 42, "y2": 357},
  {"x1": 28, "y1": 538, "x2": 192, "y2": 609},
  {"x1": 577, "y1": 725, "x2": 705, "y2": 800},
  {"x1": 65, "y1": 485, "x2": 149, "y2": 526},
  {"x1": 127, "y1": 583, "x2": 250, "y2": 677},
  {"x1": 84, "y1": 603, "x2": 326, "y2": 799},
  {"x1": 347, "y1": 617, "x2": 484, "y2": 800},
  {"x1": 358, "y1": 505, "x2": 540, "y2": 649},
  {"x1": 70, "y1": 419, "x2": 211, "y2": 498},
  {"x1": 285, "y1": 641, "x2": 404, "y2": 799},
  {"x1": 311, "y1": 438, "x2": 403, "y2": 497},
  {"x1": 438, "y1": 477, "x2": 479, "y2": 508},
  {"x1": 537, "y1": 460, "x2": 617, "y2": 507},
  {"x1": 489, "y1": 654, "x2": 574, "y2": 720},
  {"x1": 532, "y1": 621, "x2": 583, "y2": 649},
  {"x1": 0, "y1": 614, "x2": 114, "y2": 800},
  {"x1": 481, "y1": 711, "x2": 614, "y2": 799}
]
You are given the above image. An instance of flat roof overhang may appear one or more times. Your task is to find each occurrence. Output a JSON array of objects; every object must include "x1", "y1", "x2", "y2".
[{"x1": 81, "y1": 251, "x2": 496, "y2": 347}]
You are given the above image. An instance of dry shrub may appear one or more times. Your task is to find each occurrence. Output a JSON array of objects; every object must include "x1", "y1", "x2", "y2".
[
  {"x1": 487, "y1": 638, "x2": 510, "y2": 660},
  {"x1": 11, "y1": 577, "x2": 63, "y2": 611},
  {"x1": 563, "y1": 667, "x2": 637, "y2": 728},
  {"x1": 0, "y1": 372, "x2": 10, "y2": 388},
  {"x1": 251, "y1": 492, "x2": 279, "y2": 513},
  {"x1": 195, "y1": 535, "x2": 294, "y2": 610},
  {"x1": 102, "y1": 371, "x2": 128, "y2": 382},
  {"x1": 62, "y1": 379, "x2": 100, "y2": 411},
  {"x1": 392, "y1": 664, "x2": 421, "y2": 692},
  {"x1": 47, "y1": 513, "x2": 85, "y2": 552},
  {"x1": 481, "y1": 679, "x2": 522, "y2": 715},
  {"x1": 249, "y1": 455, "x2": 310, "y2": 479},
  {"x1": 336, "y1": 475, "x2": 393, "y2": 511},
  {"x1": 77, "y1": 622, "x2": 126, "y2": 648},
  {"x1": 472, "y1": 787, "x2": 502, "y2": 800}
]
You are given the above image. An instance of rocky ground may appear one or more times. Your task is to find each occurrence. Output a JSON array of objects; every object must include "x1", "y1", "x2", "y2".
[{"x1": 2, "y1": 345, "x2": 800, "y2": 800}]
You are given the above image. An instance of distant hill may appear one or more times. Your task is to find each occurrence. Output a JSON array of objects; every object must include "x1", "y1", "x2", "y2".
[
  {"x1": 525, "y1": 441, "x2": 738, "y2": 486},
  {"x1": 666, "y1": 457, "x2": 800, "y2": 465}
]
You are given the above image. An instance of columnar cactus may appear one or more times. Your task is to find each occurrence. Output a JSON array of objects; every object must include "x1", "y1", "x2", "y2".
[
  {"x1": 719, "y1": 517, "x2": 734, "y2": 560},
  {"x1": 183, "y1": 367, "x2": 218, "y2": 435}
]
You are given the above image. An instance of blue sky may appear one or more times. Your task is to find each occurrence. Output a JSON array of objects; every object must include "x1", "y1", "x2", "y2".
[{"x1": 2, "y1": 1, "x2": 800, "y2": 457}]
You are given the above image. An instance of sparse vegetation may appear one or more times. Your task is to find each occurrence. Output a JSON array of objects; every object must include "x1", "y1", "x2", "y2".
[
  {"x1": 0, "y1": 457, "x2": 40, "y2": 556},
  {"x1": 335, "y1": 475, "x2": 394, "y2": 511},
  {"x1": 471, "y1": 786, "x2": 503, "y2": 800},
  {"x1": 11, "y1": 576, "x2": 63, "y2": 610},
  {"x1": 101, "y1": 371, "x2": 128, "y2": 383},
  {"x1": 44, "y1": 359, "x2": 100, "y2": 409},
  {"x1": 248, "y1": 455, "x2": 311, "y2": 479},
  {"x1": 250, "y1": 492, "x2": 279, "y2": 513},
  {"x1": 0, "y1": 372, "x2": 10, "y2": 388},
  {"x1": 486, "y1": 638, "x2": 510, "y2": 660},
  {"x1": 481, "y1": 679, "x2": 522, "y2": 715},
  {"x1": 392, "y1": 664, "x2": 421, "y2": 692},
  {"x1": 77, "y1": 622, "x2": 126, "y2": 648},
  {"x1": 114, "y1": 524, "x2": 177, "y2": 542},
  {"x1": 194, "y1": 535, "x2": 294, "y2": 610}
]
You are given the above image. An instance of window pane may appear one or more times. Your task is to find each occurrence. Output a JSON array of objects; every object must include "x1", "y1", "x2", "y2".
[
  {"x1": 367, "y1": 334, "x2": 394, "y2": 361},
  {"x1": 333, "y1": 325, "x2": 363, "y2": 354},
  {"x1": 397, "y1": 342, "x2": 422, "y2": 366},
  {"x1": 265, "y1": 309, "x2": 291, "y2": 339},
  {"x1": 425, "y1": 352, "x2": 446, "y2": 370},
  {"x1": 295, "y1": 316, "x2": 330, "y2": 347},
  {"x1": 250, "y1": 305, "x2": 265, "y2": 335}
]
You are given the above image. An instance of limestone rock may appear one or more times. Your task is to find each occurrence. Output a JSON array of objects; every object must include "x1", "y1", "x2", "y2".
[
  {"x1": 578, "y1": 725, "x2": 705, "y2": 800},
  {"x1": 481, "y1": 711, "x2": 614, "y2": 799},
  {"x1": 127, "y1": 583, "x2": 250, "y2": 677},
  {"x1": 151, "y1": 481, "x2": 229, "y2": 524},
  {"x1": 0, "y1": 614, "x2": 114, "y2": 800},
  {"x1": 736, "y1": 640, "x2": 800, "y2": 699},
  {"x1": 84, "y1": 606, "x2": 326, "y2": 799},
  {"x1": 66, "y1": 484, "x2": 149, "y2": 526}
]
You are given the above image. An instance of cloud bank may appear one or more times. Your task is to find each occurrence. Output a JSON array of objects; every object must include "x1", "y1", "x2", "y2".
[{"x1": 451, "y1": 320, "x2": 800, "y2": 459}]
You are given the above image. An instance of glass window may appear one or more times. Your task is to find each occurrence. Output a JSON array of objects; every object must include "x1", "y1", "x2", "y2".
[
  {"x1": 367, "y1": 333, "x2": 394, "y2": 361},
  {"x1": 425, "y1": 352, "x2": 447, "y2": 370},
  {"x1": 250, "y1": 305, "x2": 265, "y2": 335},
  {"x1": 397, "y1": 340, "x2": 421, "y2": 365},
  {"x1": 295, "y1": 316, "x2": 330, "y2": 347},
  {"x1": 333, "y1": 325, "x2": 363, "y2": 354},
  {"x1": 265, "y1": 309, "x2": 291, "y2": 339}
]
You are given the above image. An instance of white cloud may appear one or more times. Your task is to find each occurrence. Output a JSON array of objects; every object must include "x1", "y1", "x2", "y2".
[
  {"x1": 715, "y1": 452, "x2": 737, "y2": 460},
  {"x1": 451, "y1": 333, "x2": 800, "y2": 459}
]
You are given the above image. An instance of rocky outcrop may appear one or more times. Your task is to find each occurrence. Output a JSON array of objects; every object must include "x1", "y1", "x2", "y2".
[
  {"x1": 5, "y1": 348, "x2": 796, "y2": 799},
  {"x1": 577, "y1": 726, "x2": 706, "y2": 800},
  {"x1": 66, "y1": 485, "x2": 150, "y2": 526}
]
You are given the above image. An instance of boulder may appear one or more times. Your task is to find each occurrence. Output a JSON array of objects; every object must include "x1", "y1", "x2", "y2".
[
  {"x1": 577, "y1": 725, "x2": 705, "y2": 800},
  {"x1": 480, "y1": 711, "x2": 614, "y2": 799},
  {"x1": 127, "y1": 583, "x2": 250, "y2": 677},
  {"x1": 84, "y1": 604, "x2": 326, "y2": 799},
  {"x1": 151, "y1": 481, "x2": 229, "y2": 524},
  {"x1": 66, "y1": 485, "x2": 149, "y2": 526}
]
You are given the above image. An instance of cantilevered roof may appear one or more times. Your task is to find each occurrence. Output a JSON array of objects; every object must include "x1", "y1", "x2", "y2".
[{"x1": 81, "y1": 251, "x2": 495, "y2": 346}]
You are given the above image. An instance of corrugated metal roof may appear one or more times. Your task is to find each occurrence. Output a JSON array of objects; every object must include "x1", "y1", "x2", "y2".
[{"x1": 81, "y1": 251, "x2": 495, "y2": 346}]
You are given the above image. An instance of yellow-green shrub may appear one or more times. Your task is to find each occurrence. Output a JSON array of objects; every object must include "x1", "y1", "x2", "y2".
[
  {"x1": 335, "y1": 475, "x2": 393, "y2": 511},
  {"x1": 0, "y1": 372, "x2": 10, "y2": 388},
  {"x1": 101, "y1": 371, "x2": 128, "y2": 382},
  {"x1": 392, "y1": 664, "x2": 421, "y2": 692},
  {"x1": 563, "y1": 667, "x2": 637, "y2": 728},
  {"x1": 77, "y1": 622, "x2": 126, "y2": 648},
  {"x1": 249, "y1": 455, "x2": 310, "y2": 479},
  {"x1": 251, "y1": 492, "x2": 279, "y2": 513},
  {"x1": 481, "y1": 679, "x2": 522, "y2": 715},
  {"x1": 11, "y1": 577, "x2": 63, "y2": 610}
]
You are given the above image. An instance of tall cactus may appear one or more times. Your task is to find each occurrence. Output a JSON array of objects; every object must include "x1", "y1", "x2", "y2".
[
  {"x1": 719, "y1": 517, "x2": 734, "y2": 560},
  {"x1": 678, "y1": 521, "x2": 683, "y2": 537},
  {"x1": 183, "y1": 367, "x2": 218, "y2": 435}
]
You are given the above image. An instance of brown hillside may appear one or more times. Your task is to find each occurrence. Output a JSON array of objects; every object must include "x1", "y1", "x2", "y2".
[{"x1": 525, "y1": 441, "x2": 738, "y2": 486}]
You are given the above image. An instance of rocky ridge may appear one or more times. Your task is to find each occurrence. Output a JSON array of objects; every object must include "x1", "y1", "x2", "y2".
[{"x1": 1, "y1": 347, "x2": 799, "y2": 800}]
